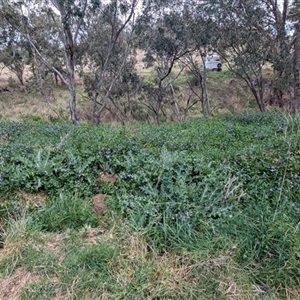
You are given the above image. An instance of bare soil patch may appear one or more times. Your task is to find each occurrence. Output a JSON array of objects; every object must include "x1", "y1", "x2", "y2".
[
  {"x1": 0, "y1": 269, "x2": 38, "y2": 300},
  {"x1": 98, "y1": 172, "x2": 118, "y2": 184},
  {"x1": 93, "y1": 193, "x2": 107, "y2": 216}
]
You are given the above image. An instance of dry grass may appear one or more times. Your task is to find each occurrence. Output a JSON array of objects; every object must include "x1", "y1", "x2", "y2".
[
  {"x1": 1, "y1": 57, "x2": 257, "y2": 124},
  {"x1": 1, "y1": 214, "x2": 298, "y2": 299},
  {"x1": 0, "y1": 64, "x2": 90, "y2": 122},
  {"x1": 16, "y1": 191, "x2": 48, "y2": 209},
  {"x1": 112, "y1": 231, "x2": 261, "y2": 299},
  {"x1": 0, "y1": 89, "x2": 66, "y2": 122},
  {"x1": 0, "y1": 269, "x2": 39, "y2": 300},
  {"x1": 0, "y1": 64, "x2": 20, "y2": 86}
]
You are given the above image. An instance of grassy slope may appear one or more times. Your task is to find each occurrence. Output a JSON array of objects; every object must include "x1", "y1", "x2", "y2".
[
  {"x1": 0, "y1": 61, "x2": 259, "y2": 124},
  {"x1": 0, "y1": 112, "x2": 300, "y2": 299}
]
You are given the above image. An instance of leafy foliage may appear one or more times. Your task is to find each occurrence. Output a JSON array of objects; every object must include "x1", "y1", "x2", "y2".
[{"x1": 1, "y1": 112, "x2": 300, "y2": 294}]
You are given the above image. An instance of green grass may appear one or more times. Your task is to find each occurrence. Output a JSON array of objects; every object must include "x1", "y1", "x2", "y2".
[{"x1": 1, "y1": 112, "x2": 300, "y2": 299}]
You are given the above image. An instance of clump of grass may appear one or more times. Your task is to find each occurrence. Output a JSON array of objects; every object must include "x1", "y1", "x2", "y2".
[
  {"x1": 0, "y1": 215, "x2": 49, "y2": 276},
  {"x1": 31, "y1": 192, "x2": 99, "y2": 232}
]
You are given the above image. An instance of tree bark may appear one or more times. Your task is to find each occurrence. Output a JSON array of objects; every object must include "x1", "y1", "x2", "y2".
[
  {"x1": 64, "y1": 40, "x2": 79, "y2": 124},
  {"x1": 294, "y1": 21, "x2": 300, "y2": 113},
  {"x1": 50, "y1": 0, "x2": 80, "y2": 124},
  {"x1": 62, "y1": 15, "x2": 79, "y2": 124},
  {"x1": 201, "y1": 56, "x2": 210, "y2": 118}
]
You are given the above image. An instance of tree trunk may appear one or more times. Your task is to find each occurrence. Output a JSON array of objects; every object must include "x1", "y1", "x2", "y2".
[
  {"x1": 202, "y1": 68, "x2": 210, "y2": 118},
  {"x1": 258, "y1": 76, "x2": 266, "y2": 112},
  {"x1": 201, "y1": 56, "x2": 210, "y2": 118},
  {"x1": 294, "y1": 22, "x2": 300, "y2": 113},
  {"x1": 14, "y1": 66, "x2": 24, "y2": 85},
  {"x1": 64, "y1": 28, "x2": 79, "y2": 124},
  {"x1": 250, "y1": 85, "x2": 265, "y2": 112},
  {"x1": 50, "y1": 0, "x2": 80, "y2": 124},
  {"x1": 66, "y1": 65, "x2": 79, "y2": 124},
  {"x1": 68, "y1": 81, "x2": 78, "y2": 124}
]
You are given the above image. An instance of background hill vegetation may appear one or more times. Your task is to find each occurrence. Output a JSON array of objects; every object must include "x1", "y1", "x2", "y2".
[{"x1": 0, "y1": 0, "x2": 300, "y2": 123}]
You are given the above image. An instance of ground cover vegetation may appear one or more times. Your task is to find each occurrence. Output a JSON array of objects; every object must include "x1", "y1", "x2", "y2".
[{"x1": 0, "y1": 112, "x2": 300, "y2": 299}]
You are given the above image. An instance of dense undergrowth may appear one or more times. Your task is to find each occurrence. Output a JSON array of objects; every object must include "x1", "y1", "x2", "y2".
[{"x1": 0, "y1": 112, "x2": 300, "y2": 299}]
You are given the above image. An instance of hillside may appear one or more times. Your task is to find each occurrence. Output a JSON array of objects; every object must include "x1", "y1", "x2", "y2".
[{"x1": 0, "y1": 61, "x2": 262, "y2": 124}]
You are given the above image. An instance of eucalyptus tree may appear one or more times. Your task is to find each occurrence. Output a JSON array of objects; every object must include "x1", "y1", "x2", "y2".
[
  {"x1": 137, "y1": 0, "x2": 213, "y2": 121},
  {"x1": 0, "y1": 0, "x2": 101, "y2": 124},
  {"x1": 137, "y1": 10, "x2": 192, "y2": 122},
  {"x1": 266, "y1": 0, "x2": 294, "y2": 107},
  {"x1": 178, "y1": 3, "x2": 215, "y2": 118},
  {"x1": 204, "y1": 0, "x2": 294, "y2": 111},
  {"x1": 294, "y1": 21, "x2": 300, "y2": 112},
  {"x1": 289, "y1": 0, "x2": 300, "y2": 112},
  {"x1": 80, "y1": 0, "x2": 139, "y2": 124},
  {"x1": 203, "y1": 0, "x2": 274, "y2": 112},
  {"x1": 0, "y1": 14, "x2": 29, "y2": 86}
]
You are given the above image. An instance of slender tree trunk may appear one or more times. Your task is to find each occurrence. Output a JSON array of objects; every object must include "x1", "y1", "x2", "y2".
[
  {"x1": 250, "y1": 85, "x2": 265, "y2": 112},
  {"x1": 14, "y1": 66, "x2": 24, "y2": 85},
  {"x1": 202, "y1": 69, "x2": 210, "y2": 118},
  {"x1": 29, "y1": 47, "x2": 47, "y2": 100},
  {"x1": 269, "y1": 0, "x2": 289, "y2": 108},
  {"x1": 201, "y1": 56, "x2": 210, "y2": 118},
  {"x1": 64, "y1": 29, "x2": 79, "y2": 124},
  {"x1": 258, "y1": 76, "x2": 266, "y2": 112},
  {"x1": 170, "y1": 84, "x2": 182, "y2": 120},
  {"x1": 294, "y1": 22, "x2": 300, "y2": 113},
  {"x1": 50, "y1": 0, "x2": 81, "y2": 124},
  {"x1": 68, "y1": 79, "x2": 78, "y2": 124}
]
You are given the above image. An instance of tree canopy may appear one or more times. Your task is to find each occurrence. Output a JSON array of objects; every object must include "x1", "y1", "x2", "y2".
[{"x1": 0, "y1": 0, "x2": 299, "y2": 122}]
